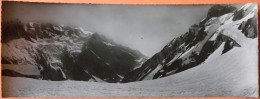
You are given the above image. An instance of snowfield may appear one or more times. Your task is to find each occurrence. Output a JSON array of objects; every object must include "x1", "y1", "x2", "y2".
[{"x1": 3, "y1": 38, "x2": 258, "y2": 97}]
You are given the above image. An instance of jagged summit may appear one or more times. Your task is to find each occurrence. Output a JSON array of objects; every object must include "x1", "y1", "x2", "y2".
[{"x1": 199, "y1": 4, "x2": 237, "y2": 26}]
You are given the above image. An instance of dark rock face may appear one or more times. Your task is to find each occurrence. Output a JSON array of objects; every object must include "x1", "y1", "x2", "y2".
[
  {"x1": 83, "y1": 33, "x2": 145, "y2": 76},
  {"x1": 207, "y1": 5, "x2": 236, "y2": 18},
  {"x1": 232, "y1": 4, "x2": 257, "y2": 21},
  {"x1": 238, "y1": 14, "x2": 258, "y2": 38},
  {"x1": 200, "y1": 5, "x2": 236, "y2": 26},
  {"x1": 60, "y1": 47, "x2": 92, "y2": 81},
  {"x1": 2, "y1": 20, "x2": 27, "y2": 43},
  {"x1": 220, "y1": 35, "x2": 241, "y2": 54},
  {"x1": 34, "y1": 49, "x2": 66, "y2": 81},
  {"x1": 74, "y1": 33, "x2": 145, "y2": 82},
  {"x1": 78, "y1": 48, "x2": 121, "y2": 82},
  {"x1": 232, "y1": 9, "x2": 245, "y2": 21}
]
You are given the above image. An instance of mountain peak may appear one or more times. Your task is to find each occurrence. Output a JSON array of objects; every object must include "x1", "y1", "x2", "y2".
[
  {"x1": 200, "y1": 4, "x2": 236, "y2": 27},
  {"x1": 207, "y1": 4, "x2": 236, "y2": 18},
  {"x1": 2, "y1": 21, "x2": 147, "y2": 82},
  {"x1": 122, "y1": 3, "x2": 258, "y2": 83}
]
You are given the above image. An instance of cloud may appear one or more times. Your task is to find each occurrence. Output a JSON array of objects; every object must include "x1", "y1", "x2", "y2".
[{"x1": 2, "y1": 2, "x2": 215, "y2": 57}]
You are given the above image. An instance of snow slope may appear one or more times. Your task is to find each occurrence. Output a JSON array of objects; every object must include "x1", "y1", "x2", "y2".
[
  {"x1": 123, "y1": 3, "x2": 258, "y2": 82},
  {"x1": 2, "y1": 38, "x2": 258, "y2": 97}
]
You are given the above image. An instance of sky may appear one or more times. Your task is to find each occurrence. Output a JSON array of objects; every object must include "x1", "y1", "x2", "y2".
[{"x1": 2, "y1": 1, "x2": 243, "y2": 57}]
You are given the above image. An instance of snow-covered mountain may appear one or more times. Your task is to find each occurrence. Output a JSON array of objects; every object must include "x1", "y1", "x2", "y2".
[
  {"x1": 1, "y1": 3, "x2": 258, "y2": 97},
  {"x1": 122, "y1": 3, "x2": 258, "y2": 83},
  {"x1": 3, "y1": 38, "x2": 258, "y2": 97},
  {"x1": 2, "y1": 21, "x2": 146, "y2": 82}
]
